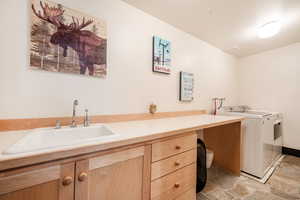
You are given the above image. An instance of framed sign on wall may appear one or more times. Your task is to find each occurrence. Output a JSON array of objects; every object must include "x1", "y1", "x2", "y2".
[
  {"x1": 152, "y1": 36, "x2": 171, "y2": 74},
  {"x1": 180, "y1": 71, "x2": 194, "y2": 102}
]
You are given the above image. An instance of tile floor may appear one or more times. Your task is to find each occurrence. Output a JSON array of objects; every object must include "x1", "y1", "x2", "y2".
[{"x1": 197, "y1": 155, "x2": 300, "y2": 200}]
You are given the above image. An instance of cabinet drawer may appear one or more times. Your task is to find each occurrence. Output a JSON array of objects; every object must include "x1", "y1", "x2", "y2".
[
  {"x1": 174, "y1": 188, "x2": 196, "y2": 200},
  {"x1": 151, "y1": 149, "x2": 196, "y2": 180},
  {"x1": 151, "y1": 164, "x2": 196, "y2": 200},
  {"x1": 152, "y1": 134, "x2": 197, "y2": 162}
]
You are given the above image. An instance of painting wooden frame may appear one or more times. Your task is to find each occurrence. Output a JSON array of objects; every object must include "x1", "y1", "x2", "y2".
[{"x1": 30, "y1": 0, "x2": 107, "y2": 78}]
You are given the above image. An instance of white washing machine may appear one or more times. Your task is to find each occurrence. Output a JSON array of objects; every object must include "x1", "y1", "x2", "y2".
[{"x1": 218, "y1": 106, "x2": 283, "y2": 179}]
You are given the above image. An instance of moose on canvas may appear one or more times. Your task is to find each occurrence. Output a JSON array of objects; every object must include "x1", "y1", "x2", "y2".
[{"x1": 31, "y1": 1, "x2": 107, "y2": 77}]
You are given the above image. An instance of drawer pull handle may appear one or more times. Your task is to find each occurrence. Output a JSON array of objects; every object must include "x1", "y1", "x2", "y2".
[
  {"x1": 78, "y1": 172, "x2": 88, "y2": 182},
  {"x1": 62, "y1": 176, "x2": 73, "y2": 186},
  {"x1": 175, "y1": 145, "x2": 181, "y2": 150},
  {"x1": 174, "y1": 183, "x2": 180, "y2": 188},
  {"x1": 174, "y1": 161, "x2": 180, "y2": 166}
]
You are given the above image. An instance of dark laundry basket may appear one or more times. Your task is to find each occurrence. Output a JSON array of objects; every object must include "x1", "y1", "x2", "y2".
[{"x1": 196, "y1": 139, "x2": 207, "y2": 193}]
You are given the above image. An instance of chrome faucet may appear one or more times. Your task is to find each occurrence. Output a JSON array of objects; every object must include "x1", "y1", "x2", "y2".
[
  {"x1": 71, "y1": 100, "x2": 79, "y2": 128},
  {"x1": 84, "y1": 109, "x2": 90, "y2": 127}
]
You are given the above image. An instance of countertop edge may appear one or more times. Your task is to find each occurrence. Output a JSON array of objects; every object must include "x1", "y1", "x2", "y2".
[{"x1": 0, "y1": 117, "x2": 244, "y2": 172}]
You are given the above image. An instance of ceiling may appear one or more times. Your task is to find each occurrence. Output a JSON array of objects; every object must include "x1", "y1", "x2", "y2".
[{"x1": 122, "y1": 0, "x2": 300, "y2": 57}]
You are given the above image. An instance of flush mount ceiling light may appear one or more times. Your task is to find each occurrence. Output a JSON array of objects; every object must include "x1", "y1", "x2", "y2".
[{"x1": 257, "y1": 21, "x2": 281, "y2": 39}]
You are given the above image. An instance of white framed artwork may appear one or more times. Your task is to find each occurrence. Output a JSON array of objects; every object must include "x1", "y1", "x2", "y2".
[{"x1": 180, "y1": 71, "x2": 194, "y2": 102}]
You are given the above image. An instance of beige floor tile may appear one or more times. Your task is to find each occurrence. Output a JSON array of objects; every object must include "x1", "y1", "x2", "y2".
[{"x1": 198, "y1": 155, "x2": 300, "y2": 200}]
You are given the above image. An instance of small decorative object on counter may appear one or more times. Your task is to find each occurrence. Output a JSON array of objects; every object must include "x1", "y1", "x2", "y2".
[
  {"x1": 180, "y1": 71, "x2": 194, "y2": 102},
  {"x1": 149, "y1": 103, "x2": 157, "y2": 114}
]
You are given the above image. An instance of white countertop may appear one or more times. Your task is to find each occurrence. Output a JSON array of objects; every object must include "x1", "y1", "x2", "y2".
[{"x1": 0, "y1": 114, "x2": 243, "y2": 171}]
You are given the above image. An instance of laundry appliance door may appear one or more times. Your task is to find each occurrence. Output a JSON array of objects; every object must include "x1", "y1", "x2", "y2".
[
  {"x1": 242, "y1": 118, "x2": 264, "y2": 178},
  {"x1": 262, "y1": 116, "x2": 275, "y2": 176}
]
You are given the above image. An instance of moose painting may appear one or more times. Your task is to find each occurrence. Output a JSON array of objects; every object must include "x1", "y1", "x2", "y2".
[{"x1": 30, "y1": 0, "x2": 107, "y2": 77}]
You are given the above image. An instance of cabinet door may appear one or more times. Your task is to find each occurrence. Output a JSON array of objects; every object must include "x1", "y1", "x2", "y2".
[
  {"x1": 0, "y1": 162, "x2": 75, "y2": 200},
  {"x1": 75, "y1": 146, "x2": 151, "y2": 200}
]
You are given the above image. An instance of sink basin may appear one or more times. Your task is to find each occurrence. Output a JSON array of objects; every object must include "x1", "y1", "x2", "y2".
[{"x1": 3, "y1": 125, "x2": 118, "y2": 155}]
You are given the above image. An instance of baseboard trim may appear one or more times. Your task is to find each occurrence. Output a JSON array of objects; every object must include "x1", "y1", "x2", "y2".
[{"x1": 282, "y1": 147, "x2": 300, "y2": 158}]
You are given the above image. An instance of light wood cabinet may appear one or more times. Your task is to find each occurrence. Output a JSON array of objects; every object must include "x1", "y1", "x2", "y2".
[
  {"x1": 152, "y1": 134, "x2": 197, "y2": 162},
  {"x1": 151, "y1": 133, "x2": 197, "y2": 200},
  {"x1": 151, "y1": 164, "x2": 196, "y2": 200},
  {"x1": 75, "y1": 146, "x2": 150, "y2": 200},
  {"x1": 0, "y1": 132, "x2": 197, "y2": 200},
  {"x1": 0, "y1": 146, "x2": 150, "y2": 200},
  {"x1": 0, "y1": 162, "x2": 75, "y2": 200},
  {"x1": 174, "y1": 188, "x2": 196, "y2": 200},
  {"x1": 151, "y1": 149, "x2": 196, "y2": 180}
]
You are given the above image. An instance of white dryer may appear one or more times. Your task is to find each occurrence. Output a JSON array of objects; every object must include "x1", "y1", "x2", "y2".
[{"x1": 218, "y1": 106, "x2": 283, "y2": 179}]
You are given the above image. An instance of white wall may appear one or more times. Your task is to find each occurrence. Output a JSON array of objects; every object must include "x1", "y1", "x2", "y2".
[
  {"x1": 238, "y1": 43, "x2": 300, "y2": 150},
  {"x1": 0, "y1": 0, "x2": 238, "y2": 119}
]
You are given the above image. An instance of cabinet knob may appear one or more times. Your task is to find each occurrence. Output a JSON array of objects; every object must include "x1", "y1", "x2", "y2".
[
  {"x1": 78, "y1": 172, "x2": 88, "y2": 182},
  {"x1": 174, "y1": 183, "x2": 180, "y2": 188},
  {"x1": 175, "y1": 145, "x2": 181, "y2": 150},
  {"x1": 62, "y1": 176, "x2": 73, "y2": 186},
  {"x1": 174, "y1": 161, "x2": 180, "y2": 166}
]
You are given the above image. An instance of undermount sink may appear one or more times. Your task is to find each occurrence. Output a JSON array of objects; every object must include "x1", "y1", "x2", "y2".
[{"x1": 3, "y1": 125, "x2": 118, "y2": 155}]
